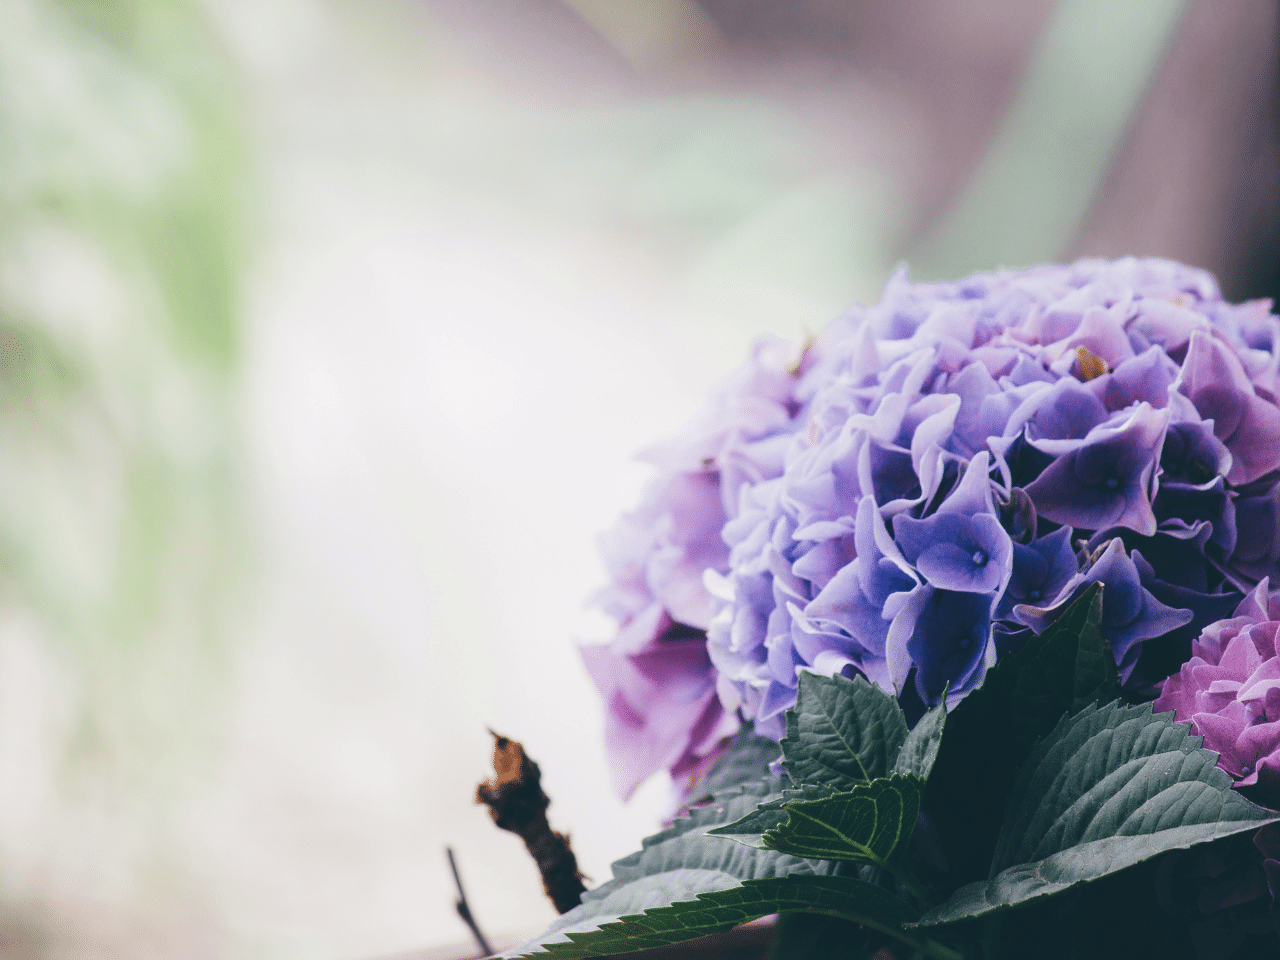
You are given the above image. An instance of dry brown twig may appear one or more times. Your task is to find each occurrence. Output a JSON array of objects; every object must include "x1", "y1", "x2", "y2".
[
  {"x1": 446, "y1": 846, "x2": 494, "y2": 957},
  {"x1": 475, "y1": 730, "x2": 586, "y2": 915}
]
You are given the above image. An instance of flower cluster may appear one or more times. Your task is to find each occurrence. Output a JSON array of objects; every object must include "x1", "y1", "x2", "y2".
[
  {"x1": 589, "y1": 256, "x2": 1280, "y2": 790},
  {"x1": 1155, "y1": 579, "x2": 1280, "y2": 806},
  {"x1": 709, "y1": 258, "x2": 1280, "y2": 739}
]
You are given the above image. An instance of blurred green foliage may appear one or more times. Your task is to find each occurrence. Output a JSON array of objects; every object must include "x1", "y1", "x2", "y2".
[{"x1": 0, "y1": 0, "x2": 249, "y2": 787}]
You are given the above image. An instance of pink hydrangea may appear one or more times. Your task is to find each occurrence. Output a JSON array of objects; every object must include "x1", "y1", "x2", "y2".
[{"x1": 1155, "y1": 579, "x2": 1280, "y2": 804}]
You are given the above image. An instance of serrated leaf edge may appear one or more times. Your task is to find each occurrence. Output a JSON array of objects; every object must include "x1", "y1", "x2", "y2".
[
  {"x1": 910, "y1": 701, "x2": 1280, "y2": 927},
  {"x1": 782, "y1": 672, "x2": 907, "y2": 789},
  {"x1": 503, "y1": 874, "x2": 920, "y2": 959}
]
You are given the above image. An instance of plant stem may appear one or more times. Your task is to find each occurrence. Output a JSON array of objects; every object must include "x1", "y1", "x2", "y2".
[{"x1": 880, "y1": 856, "x2": 936, "y2": 908}]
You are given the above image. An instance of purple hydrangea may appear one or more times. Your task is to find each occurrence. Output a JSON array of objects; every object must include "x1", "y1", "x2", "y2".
[
  {"x1": 707, "y1": 258, "x2": 1280, "y2": 739},
  {"x1": 1154, "y1": 579, "x2": 1280, "y2": 805},
  {"x1": 582, "y1": 337, "x2": 805, "y2": 799},
  {"x1": 591, "y1": 257, "x2": 1280, "y2": 793}
]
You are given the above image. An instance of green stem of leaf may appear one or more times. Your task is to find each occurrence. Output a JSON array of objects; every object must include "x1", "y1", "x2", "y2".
[
  {"x1": 882, "y1": 856, "x2": 935, "y2": 909},
  {"x1": 981, "y1": 915, "x2": 1002, "y2": 959},
  {"x1": 892, "y1": 872, "x2": 932, "y2": 906},
  {"x1": 888, "y1": 933, "x2": 963, "y2": 960}
]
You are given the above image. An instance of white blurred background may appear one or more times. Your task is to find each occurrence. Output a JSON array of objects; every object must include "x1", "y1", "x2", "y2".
[{"x1": 0, "y1": 1, "x2": 1276, "y2": 958}]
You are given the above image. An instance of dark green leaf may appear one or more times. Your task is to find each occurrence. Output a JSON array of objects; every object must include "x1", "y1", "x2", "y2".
[
  {"x1": 499, "y1": 778, "x2": 810, "y2": 957},
  {"x1": 1009, "y1": 584, "x2": 1118, "y2": 752},
  {"x1": 502, "y1": 763, "x2": 932, "y2": 958},
  {"x1": 924, "y1": 585, "x2": 1116, "y2": 882},
  {"x1": 893, "y1": 698, "x2": 947, "y2": 781},
  {"x1": 683, "y1": 722, "x2": 782, "y2": 810},
  {"x1": 782, "y1": 672, "x2": 908, "y2": 791},
  {"x1": 761, "y1": 774, "x2": 924, "y2": 866},
  {"x1": 502, "y1": 874, "x2": 918, "y2": 958},
  {"x1": 913, "y1": 702, "x2": 1280, "y2": 926}
]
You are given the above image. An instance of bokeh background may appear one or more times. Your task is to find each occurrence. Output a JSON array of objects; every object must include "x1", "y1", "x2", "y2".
[{"x1": 0, "y1": 0, "x2": 1277, "y2": 957}]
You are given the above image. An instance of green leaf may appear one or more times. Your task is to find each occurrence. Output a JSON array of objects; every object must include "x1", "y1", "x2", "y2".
[
  {"x1": 924, "y1": 584, "x2": 1116, "y2": 882},
  {"x1": 502, "y1": 874, "x2": 918, "y2": 959},
  {"x1": 706, "y1": 785, "x2": 830, "y2": 846},
  {"x1": 683, "y1": 722, "x2": 781, "y2": 809},
  {"x1": 761, "y1": 774, "x2": 925, "y2": 866},
  {"x1": 893, "y1": 698, "x2": 947, "y2": 781},
  {"x1": 782, "y1": 672, "x2": 908, "y2": 790},
  {"x1": 912, "y1": 702, "x2": 1280, "y2": 926},
  {"x1": 607, "y1": 779, "x2": 801, "y2": 882}
]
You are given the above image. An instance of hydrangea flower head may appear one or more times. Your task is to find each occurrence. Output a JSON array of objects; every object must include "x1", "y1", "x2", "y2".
[
  {"x1": 1154, "y1": 579, "x2": 1280, "y2": 804},
  {"x1": 588, "y1": 257, "x2": 1280, "y2": 793}
]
